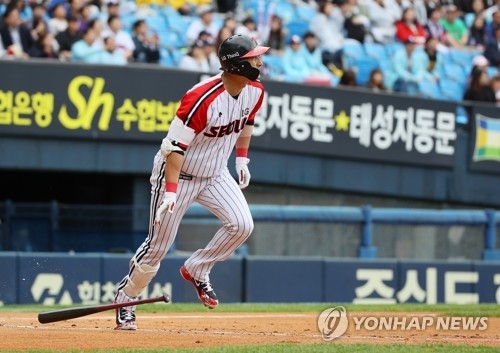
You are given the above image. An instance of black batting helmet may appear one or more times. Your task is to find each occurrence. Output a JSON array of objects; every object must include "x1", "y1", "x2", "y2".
[{"x1": 218, "y1": 34, "x2": 269, "y2": 80}]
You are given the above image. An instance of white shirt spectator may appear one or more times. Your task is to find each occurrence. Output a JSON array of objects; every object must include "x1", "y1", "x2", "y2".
[
  {"x1": 365, "y1": 0, "x2": 400, "y2": 43},
  {"x1": 310, "y1": 5, "x2": 344, "y2": 53}
]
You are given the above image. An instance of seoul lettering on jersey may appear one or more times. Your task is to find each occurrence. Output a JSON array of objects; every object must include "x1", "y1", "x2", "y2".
[{"x1": 203, "y1": 117, "x2": 248, "y2": 137}]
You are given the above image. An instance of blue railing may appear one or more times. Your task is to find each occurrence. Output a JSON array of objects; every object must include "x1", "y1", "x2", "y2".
[
  {"x1": 184, "y1": 204, "x2": 500, "y2": 260},
  {"x1": 2, "y1": 201, "x2": 499, "y2": 260}
]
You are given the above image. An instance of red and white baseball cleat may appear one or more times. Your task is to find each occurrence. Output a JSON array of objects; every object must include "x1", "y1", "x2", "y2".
[{"x1": 180, "y1": 266, "x2": 219, "y2": 309}]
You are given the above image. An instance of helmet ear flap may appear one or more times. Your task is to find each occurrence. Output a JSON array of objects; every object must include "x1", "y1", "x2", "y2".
[{"x1": 227, "y1": 60, "x2": 260, "y2": 81}]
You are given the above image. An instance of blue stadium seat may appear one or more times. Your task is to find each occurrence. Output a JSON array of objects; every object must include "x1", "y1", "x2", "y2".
[
  {"x1": 441, "y1": 63, "x2": 467, "y2": 85},
  {"x1": 448, "y1": 49, "x2": 473, "y2": 73},
  {"x1": 418, "y1": 80, "x2": 441, "y2": 99},
  {"x1": 352, "y1": 57, "x2": 380, "y2": 85},
  {"x1": 262, "y1": 54, "x2": 284, "y2": 79},
  {"x1": 364, "y1": 42, "x2": 388, "y2": 61},
  {"x1": 294, "y1": 4, "x2": 317, "y2": 23},
  {"x1": 487, "y1": 66, "x2": 499, "y2": 78},
  {"x1": 439, "y1": 79, "x2": 465, "y2": 101},
  {"x1": 273, "y1": 1, "x2": 297, "y2": 24},
  {"x1": 342, "y1": 40, "x2": 365, "y2": 68},
  {"x1": 286, "y1": 20, "x2": 310, "y2": 43}
]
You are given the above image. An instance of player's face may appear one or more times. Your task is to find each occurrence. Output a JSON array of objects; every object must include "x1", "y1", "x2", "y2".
[{"x1": 245, "y1": 55, "x2": 263, "y2": 69}]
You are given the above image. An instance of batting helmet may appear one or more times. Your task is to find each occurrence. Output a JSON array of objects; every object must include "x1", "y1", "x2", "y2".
[{"x1": 218, "y1": 35, "x2": 269, "y2": 81}]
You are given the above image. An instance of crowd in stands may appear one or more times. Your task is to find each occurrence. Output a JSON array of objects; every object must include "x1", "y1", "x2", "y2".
[{"x1": 1, "y1": 0, "x2": 500, "y2": 105}]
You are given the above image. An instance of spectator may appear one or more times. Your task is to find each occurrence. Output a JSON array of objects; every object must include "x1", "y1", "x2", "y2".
[
  {"x1": 0, "y1": 6, "x2": 35, "y2": 59},
  {"x1": 395, "y1": 7, "x2": 427, "y2": 43},
  {"x1": 365, "y1": 0, "x2": 400, "y2": 44},
  {"x1": 485, "y1": 10, "x2": 500, "y2": 42},
  {"x1": 78, "y1": 3, "x2": 93, "y2": 33},
  {"x1": 178, "y1": 39, "x2": 212, "y2": 72},
  {"x1": 215, "y1": 15, "x2": 236, "y2": 49},
  {"x1": 366, "y1": 68, "x2": 388, "y2": 92},
  {"x1": 10, "y1": 0, "x2": 32, "y2": 26},
  {"x1": 29, "y1": 3, "x2": 49, "y2": 32},
  {"x1": 95, "y1": 36, "x2": 127, "y2": 65},
  {"x1": 339, "y1": 69, "x2": 357, "y2": 86},
  {"x1": 56, "y1": 14, "x2": 81, "y2": 61},
  {"x1": 440, "y1": 5, "x2": 468, "y2": 48},
  {"x1": 490, "y1": 75, "x2": 500, "y2": 104},
  {"x1": 266, "y1": 14, "x2": 286, "y2": 55},
  {"x1": 424, "y1": 7, "x2": 447, "y2": 43},
  {"x1": 340, "y1": 0, "x2": 367, "y2": 43},
  {"x1": 197, "y1": 30, "x2": 220, "y2": 72},
  {"x1": 29, "y1": 32, "x2": 59, "y2": 59},
  {"x1": 87, "y1": 18, "x2": 104, "y2": 49},
  {"x1": 48, "y1": 3, "x2": 68, "y2": 35},
  {"x1": 483, "y1": 0, "x2": 500, "y2": 22},
  {"x1": 282, "y1": 35, "x2": 312, "y2": 82},
  {"x1": 235, "y1": 16, "x2": 261, "y2": 42},
  {"x1": 464, "y1": 0, "x2": 485, "y2": 28},
  {"x1": 67, "y1": 0, "x2": 83, "y2": 18},
  {"x1": 30, "y1": 16, "x2": 49, "y2": 42},
  {"x1": 186, "y1": 5, "x2": 219, "y2": 46},
  {"x1": 71, "y1": 26, "x2": 102, "y2": 62},
  {"x1": 484, "y1": 25, "x2": 500, "y2": 66},
  {"x1": 101, "y1": 0, "x2": 120, "y2": 31},
  {"x1": 423, "y1": 36, "x2": 442, "y2": 81},
  {"x1": 390, "y1": 37, "x2": 436, "y2": 95},
  {"x1": 463, "y1": 66, "x2": 496, "y2": 102},
  {"x1": 467, "y1": 15, "x2": 488, "y2": 50},
  {"x1": 309, "y1": 0, "x2": 344, "y2": 69},
  {"x1": 301, "y1": 31, "x2": 338, "y2": 84},
  {"x1": 103, "y1": 14, "x2": 134, "y2": 61},
  {"x1": 131, "y1": 19, "x2": 160, "y2": 64}
]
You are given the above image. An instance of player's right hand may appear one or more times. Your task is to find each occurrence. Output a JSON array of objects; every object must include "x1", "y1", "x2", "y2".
[{"x1": 154, "y1": 192, "x2": 176, "y2": 224}]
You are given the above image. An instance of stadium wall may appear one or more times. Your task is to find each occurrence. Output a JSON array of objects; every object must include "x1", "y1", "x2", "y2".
[{"x1": 0, "y1": 252, "x2": 498, "y2": 305}]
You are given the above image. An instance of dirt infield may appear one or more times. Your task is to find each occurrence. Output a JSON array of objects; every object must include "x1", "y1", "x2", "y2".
[{"x1": 0, "y1": 311, "x2": 498, "y2": 351}]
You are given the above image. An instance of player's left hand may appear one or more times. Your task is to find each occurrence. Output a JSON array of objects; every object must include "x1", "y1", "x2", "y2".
[
  {"x1": 235, "y1": 157, "x2": 251, "y2": 189},
  {"x1": 154, "y1": 192, "x2": 176, "y2": 224}
]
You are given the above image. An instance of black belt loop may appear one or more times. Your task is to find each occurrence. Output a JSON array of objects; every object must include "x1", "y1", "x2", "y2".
[{"x1": 179, "y1": 173, "x2": 193, "y2": 181}]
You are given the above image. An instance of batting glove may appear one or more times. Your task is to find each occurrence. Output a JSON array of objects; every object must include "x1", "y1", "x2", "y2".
[
  {"x1": 154, "y1": 192, "x2": 176, "y2": 224},
  {"x1": 235, "y1": 157, "x2": 251, "y2": 189}
]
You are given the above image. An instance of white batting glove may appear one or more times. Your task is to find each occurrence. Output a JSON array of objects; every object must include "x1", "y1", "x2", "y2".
[
  {"x1": 160, "y1": 137, "x2": 183, "y2": 158},
  {"x1": 154, "y1": 192, "x2": 176, "y2": 224},
  {"x1": 235, "y1": 157, "x2": 251, "y2": 189}
]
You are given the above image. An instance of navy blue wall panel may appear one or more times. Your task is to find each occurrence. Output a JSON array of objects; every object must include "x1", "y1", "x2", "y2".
[
  {"x1": 245, "y1": 256, "x2": 323, "y2": 302},
  {"x1": 473, "y1": 261, "x2": 500, "y2": 303},
  {"x1": 324, "y1": 259, "x2": 399, "y2": 303},
  {"x1": 17, "y1": 253, "x2": 101, "y2": 304},
  {"x1": 0, "y1": 252, "x2": 17, "y2": 304}
]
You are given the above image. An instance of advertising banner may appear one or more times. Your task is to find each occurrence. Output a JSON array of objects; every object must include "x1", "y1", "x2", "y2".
[{"x1": 469, "y1": 104, "x2": 500, "y2": 173}]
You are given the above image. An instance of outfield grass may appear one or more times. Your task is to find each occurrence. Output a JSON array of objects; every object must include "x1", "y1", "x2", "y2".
[{"x1": 5, "y1": 344, "x2": 500, "y2": 353}]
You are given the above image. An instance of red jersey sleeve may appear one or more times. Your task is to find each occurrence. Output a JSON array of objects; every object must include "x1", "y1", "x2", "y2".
[{"x1": 247, "y1": 81, "x2": 265, "y2": 125}]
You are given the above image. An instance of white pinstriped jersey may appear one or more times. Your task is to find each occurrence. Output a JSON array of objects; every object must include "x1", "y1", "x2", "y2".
[{"x1": 169, "y1": 73, "x2": 265, "y2": 177}]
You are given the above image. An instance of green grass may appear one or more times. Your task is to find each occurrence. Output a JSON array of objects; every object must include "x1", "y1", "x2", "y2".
[{"x1": 1, "y1": 344, "x2": 499, "y2": 353}]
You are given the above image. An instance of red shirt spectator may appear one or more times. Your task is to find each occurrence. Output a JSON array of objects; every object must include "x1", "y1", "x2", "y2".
[{"x1": 395, "y1": 8, "x2": 427, "y2": 43}]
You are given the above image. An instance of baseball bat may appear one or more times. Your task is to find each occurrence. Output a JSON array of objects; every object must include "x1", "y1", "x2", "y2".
[{"x1": 38, "y1": 294, "x2": 170, "y2": 324}]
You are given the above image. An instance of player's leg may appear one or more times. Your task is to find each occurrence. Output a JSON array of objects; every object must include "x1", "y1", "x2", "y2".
[
  {"x1": 114, "y1": 153, "x2": 197, "y2": 329},
  {"x1": 181, "y1": 169, "x2": 254, "y2": 308}
]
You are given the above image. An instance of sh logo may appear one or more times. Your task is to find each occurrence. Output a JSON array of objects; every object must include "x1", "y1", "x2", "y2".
[{"x1": 317, "y1": 306, "x2": 348, "y2": 340}]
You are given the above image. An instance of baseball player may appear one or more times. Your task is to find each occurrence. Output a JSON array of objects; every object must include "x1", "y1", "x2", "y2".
[{"x1": 113, "y1": 34, "x2": 269, "y2": 330}]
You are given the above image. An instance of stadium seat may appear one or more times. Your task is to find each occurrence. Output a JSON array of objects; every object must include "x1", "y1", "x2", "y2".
[
  {"x1": 487, "y1": 66, "x2": 499, "y2": 78},
  {"x1": 448, "y1": 49, "x2": 473, "y2": 73},
  {"x1": 351, "y1": 57, "x2": 380, "y2": 85},
  {"x1": 342, "y1": 40, "x2": 365, "y2": 68},
  {"x1": 286, "y1": 20, "x2": 310, "y2": 43},
  {"x1": 418, "y1": 80, "x2": 441, "y2": 99},
  {"x1": 439, "y1": 79, "x2": 465, "y2": 102},
  {"x1": 441, "y1": 63, "x2": 467, "y2": 85},
  {"x1": 364, "y1": 42, "x2": 388, "y2": 62},
  {"x1": 262, "y1": 54, "x2": 284, "y2": 79}
]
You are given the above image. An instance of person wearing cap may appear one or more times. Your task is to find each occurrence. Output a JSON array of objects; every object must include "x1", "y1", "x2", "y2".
[
  {"x1": 103, "y1": 14, "x2": 135, "y2": 60},
  {"x1": 282, "y1": 34, "x2": 317, "y2": 83},
  {"x1": 48, "y1": 2, "x2": 68, "y2": 35},
  {"x1": 186, "y1": 4, "x2": 220, "y2": 46},
  {"x1": 301, "y1": 31, "x2": 338, "y2": 83},
  {"x1": 440, "y1": 5, "x2": 468, "y2": 48},
  {"x1": 178, "y1": 39, "x2": 212, "y2": 72}
]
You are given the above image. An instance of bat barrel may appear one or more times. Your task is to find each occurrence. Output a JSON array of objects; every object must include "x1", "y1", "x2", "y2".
[{"x1": 38, "y1": 294, "x2": 170, "y2": 324}]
